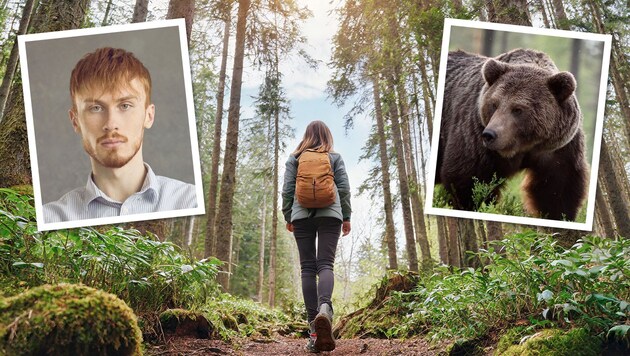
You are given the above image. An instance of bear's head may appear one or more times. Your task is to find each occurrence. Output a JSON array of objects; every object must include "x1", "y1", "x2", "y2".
[{"x1": 478, "y1": 58, "x2": 581, "y2": 158}]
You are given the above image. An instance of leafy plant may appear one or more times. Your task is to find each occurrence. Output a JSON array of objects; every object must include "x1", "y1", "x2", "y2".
[
  {"x1": 0, "y1": 188, "x2": 221, "y2": 312},
  {"x1": 377, "y1": 231, "x2": 629, "y2": 343}
]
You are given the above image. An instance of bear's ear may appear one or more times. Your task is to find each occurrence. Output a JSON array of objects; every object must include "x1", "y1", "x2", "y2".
[
  {"x1": 482, "y1": 59, "x2": 508, "y2": 86},
  {"x1": 548, "y1": 72, "x2": 576, "y2": 102}
]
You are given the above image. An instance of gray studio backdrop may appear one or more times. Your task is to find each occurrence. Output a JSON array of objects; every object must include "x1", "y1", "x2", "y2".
[{"x1": 25, "y1": 26, "x2": 196, "y2": 204}]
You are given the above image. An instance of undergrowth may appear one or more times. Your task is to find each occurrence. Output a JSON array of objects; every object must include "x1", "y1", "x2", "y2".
[
  {"x1": 0, "y1": 188, "x2": 301, "y2": 343},
  {"x1": 381, "y1": 231, "x2": 629, "y2": 345},
  {"x1": 0, "y1": 187, "x2": 219, "y2": 312}
]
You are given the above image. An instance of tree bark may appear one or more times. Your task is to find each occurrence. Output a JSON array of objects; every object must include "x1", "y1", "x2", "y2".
[
  {"x1": 489, "y1": 0, "x2": 532, "y2": 26},
  {"x1": 101, "y1": 0, "x2": 113, "y2": 26},
  {"x1": 268, "y1": 70, "x2": 280, "y2": 308},
  {"x1": 215, "y1": 0, "x2": 251, "y2": 290},
  {"x1": 0, "y1": 0, "x2": 89, "y2": 188},
  {"x1": 204, "y1": 6, "x2": 231, "y2": 258},
  {"x1": 132, "y1": 0, "x2": 149, "y2": 23},
  {"x1": 395, "y1": 80, "x2": 432, "y2": 266},
  {"x1": 257, "y1": 191, "x2": 266, "y2": 303},
  {"x1": 551, "y1": 0, "x2": 569, "y2": 29},
  {"x1": 167, "y1": 0, "x2": 195, "y2": 43},
  {"x1": 446, "y1": 217, "x2": 461, "y2": 267},
  {"x1": 537, "y1": 0, "x2": 550, "y2": 28},
  {"x1": 458, "y1": 219, "x2": 479, "y2": 268},
  {"x1": 437, "y1": 216, "x2": 448, "y2": 264},
  {"x1": 0, "y1": 0, "x2": 35, "y2": 121},
  {"x1": 595, "y1": 179, "x2": 615, "y2": 238},
  {"x1": 372, "y1": 77, "x2": 398, "y2": 270},
  {"x1": 599, "y1": 139, "x2": 630, "y2": 238},
  {"x1": 386, "y1": 80, "x2": 418, "y2": 272}
]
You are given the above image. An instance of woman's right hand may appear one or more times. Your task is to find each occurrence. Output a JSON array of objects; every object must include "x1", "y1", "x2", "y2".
[{"x1": 286, "y1": 223, "x2": 294, "y2": 232}]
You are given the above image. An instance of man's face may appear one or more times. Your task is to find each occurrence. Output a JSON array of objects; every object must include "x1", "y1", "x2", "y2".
[{"x1": 70, "y1": 78, "x2": 154, "y2": 169}]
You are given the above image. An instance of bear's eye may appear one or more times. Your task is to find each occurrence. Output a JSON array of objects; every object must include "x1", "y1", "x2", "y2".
[{"x1": 512, "y1": 107, "x2": 523, "y2": 116}]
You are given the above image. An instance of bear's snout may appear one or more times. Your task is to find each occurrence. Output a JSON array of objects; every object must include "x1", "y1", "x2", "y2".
[{"x1": 482, "y1": 129, "x2": 497, "y2": 144}]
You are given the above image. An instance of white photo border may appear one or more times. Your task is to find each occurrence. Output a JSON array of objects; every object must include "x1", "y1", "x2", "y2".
[
  {"x1": 19, "y1": 19, "x2": 206, "y2": 231},
  {"x1": 424, "y1": 19, "x2": 612, "y2": 231}
]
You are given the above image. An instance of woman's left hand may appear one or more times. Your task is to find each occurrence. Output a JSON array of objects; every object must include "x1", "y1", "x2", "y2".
[{"x1": 342, "y1": 221, "x2": 351, "y2": 236}]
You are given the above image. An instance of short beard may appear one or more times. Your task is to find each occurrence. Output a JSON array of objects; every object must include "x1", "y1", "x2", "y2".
[{"x1": 84, "y1": 131, "x2": 143, "y2": 168}]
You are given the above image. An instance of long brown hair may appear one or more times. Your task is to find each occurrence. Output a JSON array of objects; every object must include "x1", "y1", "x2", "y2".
[{"x1": 292, "y1": 120, "x2": 334, "y2": 156}]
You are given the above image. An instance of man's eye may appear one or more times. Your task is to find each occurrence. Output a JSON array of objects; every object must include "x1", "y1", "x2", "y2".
[
  {"x1": 89, "y1": 105, "x2": 103, "y2": 113},
  {"x1": 120, "y1": 103, "x2": 133, "y2": 110}
]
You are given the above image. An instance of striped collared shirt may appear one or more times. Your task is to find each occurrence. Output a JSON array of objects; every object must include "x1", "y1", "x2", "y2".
[{"x1": 43, "y1": 164, "x2": 197, "y2": 223}]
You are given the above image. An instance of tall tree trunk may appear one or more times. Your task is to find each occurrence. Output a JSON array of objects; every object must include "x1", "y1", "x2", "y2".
[
  {"x1": 257, "y1": 191, "x2": 267, "y2": 303},
  {"x1": 537, "y1": 0, "x2": 550, "y2": 28},
  {"x1": 101, "y1": 0, "x2": 113, "y2": 26},
  {"x1": 131, "y1": 0, "x2": 149, "y2": 23},
  {"x1": 417, "y1": 54, "x2": 434, "y2": 139},
  {"x1": 386, "y1": 80, "x2": 418, "y2": 272},
  {"x1": 186, "y1": 216, "x2": 195, "y2": 246},
  {"x1": 372, "y1": 77, "x2": 397, "y2": 270},
  {"x1": 486, "y1": 221, "x2": 504, "y2": 251},
  {"x1": 215, "y1": 0, "x2": 251, "y2": 290},
  {"x1": 458, "y1": 219, "x2": 480, "y2": 268},
  {"x1": 204, "y1": 6, "x2": 231, "y2": 258},
  {"x1": 446, "y1": 217, "x2": 461, "y2": 267},
  {"x1": 437, "y1": 216, "x2": 448, "y2": 264},
  {"x1": 595, "y1": 180, "x2": 615, "y2": 238},
  {"x1": 0, "y1": 0, "x2": 36, "y2": 122},
  {"x1": 599, "y1": 139, "x2": 630, "y2": 237},
  {"x1": 0, "y1": 0, "x2": 89, "y2": 188},
  {"x1": 268, "y1": 69, "x2": 280, "y2": 308},
  {"x1": 167, "y1": 0, "x2": 195, "y2": 42},
  {"x1": 395, "y1": 80, "x2": 432, "y2": 266},
  {"x1": 489, "y1": 0, "x2": 532, "y2": 26},
  {"x1": 551, "y1": 0, "x2": 568, "y2": 29}
]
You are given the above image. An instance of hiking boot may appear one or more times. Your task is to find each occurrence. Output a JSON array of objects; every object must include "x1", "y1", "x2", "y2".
[
  {"x1": 305, "y1": 321, "x2": 319, "y2": 353},
  {"x1": 314, "y1": 303, "x2": 335, "y2": 351}
]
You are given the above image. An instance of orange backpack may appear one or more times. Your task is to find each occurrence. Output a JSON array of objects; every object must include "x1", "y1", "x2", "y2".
[{"x1": 295, "y1": 149, "x2": 336, "y2": 208}]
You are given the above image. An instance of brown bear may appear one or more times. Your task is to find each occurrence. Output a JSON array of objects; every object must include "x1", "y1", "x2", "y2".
[{"x1": 435, "y1": 48, "x2": 588, "y2": 221}]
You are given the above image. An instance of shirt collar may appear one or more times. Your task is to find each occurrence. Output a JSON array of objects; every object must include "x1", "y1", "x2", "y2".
[{"x1": 84, "y1": 163, "x2": 159, "y2": 205}]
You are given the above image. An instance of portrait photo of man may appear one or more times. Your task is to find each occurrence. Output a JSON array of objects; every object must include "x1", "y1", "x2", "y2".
[{"x1": 19, "y1": 20, "x2": 205, "y2": 231}]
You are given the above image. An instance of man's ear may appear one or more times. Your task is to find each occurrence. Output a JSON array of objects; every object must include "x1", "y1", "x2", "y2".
[
  {"x1": 69, "y1": 109, "x2": 80, "y2": 133},
  {"x1": 144, "y1": 104, "x2": 155, "y2": 129}
]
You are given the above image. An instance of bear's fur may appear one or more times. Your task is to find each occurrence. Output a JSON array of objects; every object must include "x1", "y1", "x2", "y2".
[{"x1": 436, "y1": 48, "x2": 588, "y2": 221}]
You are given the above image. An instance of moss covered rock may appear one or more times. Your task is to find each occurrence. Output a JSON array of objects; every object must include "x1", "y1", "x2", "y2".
[
  {"x1": 0, "y1": 283, "x2": 142, "y2": 355},
  {"x1": 334, "y1": 271, "x2": 419, "y2": 339},
  {"x1": 499, "y1": 328, "x2": 602, "y2": 355},
  {"x1": 159, "y1": 308, "x2": 214, "y2": 339}
]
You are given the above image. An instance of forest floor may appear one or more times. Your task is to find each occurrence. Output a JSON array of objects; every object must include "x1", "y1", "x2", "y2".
[{"x1": 145, "y1": 335, "x2": 446, "y2": 355}]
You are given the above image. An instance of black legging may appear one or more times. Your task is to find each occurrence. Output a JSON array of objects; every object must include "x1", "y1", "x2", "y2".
[{"x1": 292, "y1": 216, "x2": 342, "y2": 322}]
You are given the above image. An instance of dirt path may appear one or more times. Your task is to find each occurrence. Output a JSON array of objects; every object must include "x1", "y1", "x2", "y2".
[{"x1": 146, "y1": 335, "x2": 443, "y2": 355}]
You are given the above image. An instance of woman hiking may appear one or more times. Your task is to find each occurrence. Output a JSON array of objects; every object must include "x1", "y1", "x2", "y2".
[{"x1": 282, "y1": 120, "x2": 352, "y2": 353}]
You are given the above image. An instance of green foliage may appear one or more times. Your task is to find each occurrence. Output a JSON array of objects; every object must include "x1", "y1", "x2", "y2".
[
  {"x1": 0, "y1": 283, "x2": 142, "y2": 356},
  {"x1": 473, "y1": 174, "x2": 525, "y2": 216},
  {"x1": 373, "y1": 231, "x2": 629, "y2": 344},
  {"x1": 432, "y1": 184, "x2": 453, "y2": 209},
  {"x1": 0, "y1": 188, "x2": 221, "y2": 313}
]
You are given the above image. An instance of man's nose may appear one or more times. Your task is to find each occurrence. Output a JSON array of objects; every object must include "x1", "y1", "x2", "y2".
[{"x1": 103, "y1": 110, "x2": 120, "y2": 131}]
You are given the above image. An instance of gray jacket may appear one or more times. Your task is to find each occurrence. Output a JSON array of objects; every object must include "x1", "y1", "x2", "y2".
[{"x1": 282, "y1": 152, "x2": 352, "y2": 223}]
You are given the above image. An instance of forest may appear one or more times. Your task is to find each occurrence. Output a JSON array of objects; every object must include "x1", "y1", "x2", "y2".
[{"x1": 0, "y1": 0, "x2": 628, "y2": 355}]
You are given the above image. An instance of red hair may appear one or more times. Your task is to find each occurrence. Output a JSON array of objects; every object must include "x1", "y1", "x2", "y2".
[{"x1": 70, "y1": 47, "x2": 151, "y2": 108}]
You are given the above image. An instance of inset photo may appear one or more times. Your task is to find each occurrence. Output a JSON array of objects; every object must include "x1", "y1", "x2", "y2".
[
  {"x1": 19, "y1": 19, "x2": 205, "y2": 231},
  {"x1": 425, "y1": 19, "x2": 611, "y2": 231}
]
